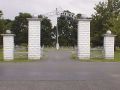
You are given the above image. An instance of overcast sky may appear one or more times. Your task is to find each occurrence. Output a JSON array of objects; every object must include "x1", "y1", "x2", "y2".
[{"x1": 0, "y1": 0, "x2": 107, "y2": 19}]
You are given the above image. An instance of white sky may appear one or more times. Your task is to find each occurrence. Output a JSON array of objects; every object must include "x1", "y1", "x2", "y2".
[
  {"x1": 0, "y1": 0, "x2": 106, "y2": 26},
  {"x1": 0, "y1": 0, "x2": 106, "y2": 19}
]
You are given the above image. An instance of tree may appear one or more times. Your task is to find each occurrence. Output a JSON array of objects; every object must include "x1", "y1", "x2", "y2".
[
  {"x1": 0, "y1": 11, "x2": 13, "y2": 45},
  {"x1": 11, "y1": 13, "x2": 32, "y2": 45},
  {"x1": 110, "y1": 15, "x2": 120, "y2": 47},
  {"x1": 58, "y1": 12, "x2": 77, "y2": 47},
  {"x1": 38, "y1": 15, "x2": 54, "y2": 47},
  {"x1": 76, "y1": 14, "x2": 82, "y2": 19},
  {"x1": 0, "y1": 10, "x2": 4, "y2": 45},
  {"x1": 108, "y1": 0, "x2": 120, "y2": 47},
  {"x1": 0, "y1": 10, "x2": 3, "y2": 18},
  {"x1": 3, "y1": 19, "x2": 13, "y2": 31},
  {"x1": 91, "y1": 0, "x2": 120, "y2": 47}
]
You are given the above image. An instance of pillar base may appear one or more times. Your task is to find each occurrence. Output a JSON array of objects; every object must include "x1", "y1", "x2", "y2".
[
  {"x1": 78, "y1": 55, "x2": 90, "y2": 60},
  {"x1": 56, "y1": 43, "x2": 59, "y2": 50},
  {"x1": 105, "y1": 57, "x2": 114, "y2": 60},
  {"x1": 28, "y1": 57, "x2": 41, "y2": 60}
]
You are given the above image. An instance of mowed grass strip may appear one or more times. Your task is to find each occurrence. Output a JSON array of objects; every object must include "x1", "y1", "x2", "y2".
[{"x1": 71, "y1": 50, "x2": 120, "y2": 62}]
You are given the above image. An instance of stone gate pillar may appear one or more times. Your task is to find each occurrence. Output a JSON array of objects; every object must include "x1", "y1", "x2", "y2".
[
  {"x1": 1, "y1": 30, "x2": 15, "y2": 61},
  {"x1": 27, "y1": 17, "x2": 41, "y2": 60},
  {"x1": 104, "y1": 30, "x2": 116, "y2": 59},
  {"x1": 78, "y1": 19, "x2": 91, "y2": 59}
]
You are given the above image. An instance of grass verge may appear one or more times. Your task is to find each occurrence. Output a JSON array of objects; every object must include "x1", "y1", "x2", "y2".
[
  {"x1": 71, "y1": 50, "x2": 120, "y2": 62},
  {"x1": 0, "y1": 52, "x2": 46, "y2": 63}
]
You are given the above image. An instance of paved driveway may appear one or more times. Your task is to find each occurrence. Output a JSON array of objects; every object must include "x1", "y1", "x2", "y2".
[{"x1": 0, "y1": 49, "x2": 120, "y2": 90}]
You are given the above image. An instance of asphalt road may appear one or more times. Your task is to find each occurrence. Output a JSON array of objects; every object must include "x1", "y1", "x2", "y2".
[{"x1": 0, "y1": 49, "x2": 120, "y2": 90}]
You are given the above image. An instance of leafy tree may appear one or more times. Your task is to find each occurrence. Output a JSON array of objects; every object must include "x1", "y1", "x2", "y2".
[
  {"x1": 38, "y1": 15, "x2": 54, "y2": 47},
  {"x1": 91, "y1": 0, "x2": 120, "y2": 47},
  {"x1": 108, "y1": 0, "x2": 120, "y2": 47},
  {"x1": 0, "y1": 11, "x2": 4, "y2": 45},
  {"x1": 110, "y1": 15, "x2": 120, "y2": 47},
  {"x1": 76, "y1": 14, "x2": 82, "y2": 19},
  {"x1": 11, "y1": 13, "x2": 32, "y2": 45},
  {"x1": 0, "y1": 11, "x2": 13, "y2": 45},
  {"x1": 0, "y1": 10, "x2": 3, "y2": 18},
  {"x1": 58, "y1": 13, "x2": 77, "y2": 47},
  {"x1": 3, "y1": 19, "x2": 13, "y2": 31}
]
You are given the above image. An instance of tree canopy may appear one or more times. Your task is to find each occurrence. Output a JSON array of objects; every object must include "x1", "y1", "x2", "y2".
[
  {"x1": 0, "y1": 10, "x2": 4, "y2": 45},
  {"x1": 91, "y1": 0, "x2": 120, "y2": 47},
  {"x1": 58, "y1": 15, "x2": 77, "y2": 47},
  {"x1": 38, "y1": 15, "x2": 54, "y2": 47},
  {"x1": 11, "y1": 13, "x2": 32, "y2": 45}
]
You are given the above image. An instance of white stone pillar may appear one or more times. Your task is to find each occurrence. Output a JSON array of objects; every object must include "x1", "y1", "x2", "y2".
[
  {"x1": 1, "y1": 30, "x2": 15, "y2": 61},
  {"x1": 104, "y1": 30, "x2": 116, "y2": 59},
  {"x1": 78, "y1": 19, "x2": 91, "y2": 59},
  {"x1": 27, "y1": 17, "x2": 41, "y2": 60}
]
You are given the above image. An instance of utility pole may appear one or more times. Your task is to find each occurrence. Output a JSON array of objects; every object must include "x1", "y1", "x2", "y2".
[{"x1": 56, "y1": 8, "x2": 59, "y2": 50}]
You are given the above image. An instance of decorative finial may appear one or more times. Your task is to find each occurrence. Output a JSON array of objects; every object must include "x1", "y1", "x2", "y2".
[
  {"x1": 6, "y1": 30, "x2": 11, "y2": 34},
  {"x1": 106, "y1": 30, "x2": 112, "y2": 34}
]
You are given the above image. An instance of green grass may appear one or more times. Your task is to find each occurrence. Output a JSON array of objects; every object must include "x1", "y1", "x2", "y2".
[
  {"x1": 0, "y1": 51, "x2": 47, "y2": 63},
  {"x1": 71, "y1": 50, "x2": 120, "y2": 62},
  {"x1": 44, "y1": 47, "x2": 75, "y2": 51},
  {"x1": 0, "y1": 52, "x2": 3, "y2": 62},
  {"x1": 7, "y1": 59, "x2": 31, "y2": 63},
  {"x1": 0, "y1": 50, "x2": 30, "y2": 62},
  {"x1": 0, "y1": 48, "x2": 120, "y2": 62}
]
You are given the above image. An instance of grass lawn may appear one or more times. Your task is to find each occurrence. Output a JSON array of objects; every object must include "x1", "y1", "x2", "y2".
[
  {"x1": 0, "y1": 48, "x2": 29, "y2": 62},
  {"x1": 44, "y1": 47, "x2": 75, "y2": 52},
  {"x1": 0, "y1": 52, "x2": 3, "y2": 62},
  {"x1": 0, "y1": 52, "x2": 30, "y2": 62},
  {"x1": 71, "y1": 50, "x2": 120, "y2": 62},
  {"x1": 0, "y1": 50, "x2": 46, "y2": 63},
  {"x1": 0, "y1": 48, "x2": 120, "y2": 62}
]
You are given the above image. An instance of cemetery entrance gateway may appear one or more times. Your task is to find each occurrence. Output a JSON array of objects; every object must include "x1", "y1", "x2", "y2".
[
  {"x1": 27, "y1": 17, "x2": 91, "y2": 60},
  {"x1": 1, "y1": 17, "x2": 116, "y2": 60}
]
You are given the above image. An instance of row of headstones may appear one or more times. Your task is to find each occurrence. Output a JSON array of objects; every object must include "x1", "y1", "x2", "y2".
[{"x1": 1, "y1": 17, "x2": 116, "y2": 61}]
